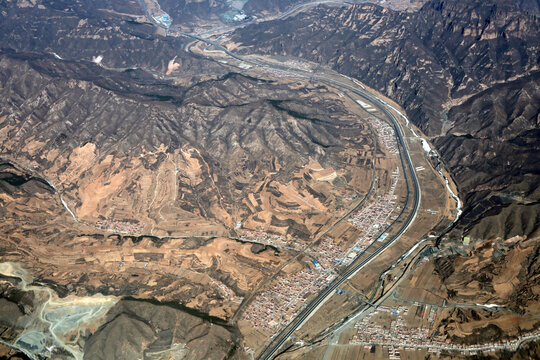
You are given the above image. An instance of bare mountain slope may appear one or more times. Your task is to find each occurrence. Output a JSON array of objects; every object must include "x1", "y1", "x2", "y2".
[
  {"x1": 230, "y1": 0, "x2": 540, "y2": 135},
  {"x1": 0, "y1": 52, "x2": 372, "y2": 236},
  {"x1": 229, "y1": 0, "x2": 540, "y2": 241},
  {"x1": 83, "y1": 299, "x2": 239, "y2": 360},
  {"x1": 433, "y1": 71, "x2": 540, "y2": 240}
]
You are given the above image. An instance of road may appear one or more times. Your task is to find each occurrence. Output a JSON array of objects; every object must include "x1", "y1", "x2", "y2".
[
  {"x1": 230, "y1": 149, "x2": 378, "y2": 324},
  {"x1": 162, "y1": 27, "x2": 423, "y2": 360},
  {"x1": 329, "y1": 329, "x2": 540, "y2": 355},
  {"x1": 138, "y1": 0, "x2": 351, "y2": 37},
  {"x1": 192, "y1": 51, "x2": 422, "y2": 360},
  {"x1": 140, "y1": 4, "x2": 425, "y2": 359},
  {"x1": 310, "y1": 240, "x2": 430, "y2": 345}
]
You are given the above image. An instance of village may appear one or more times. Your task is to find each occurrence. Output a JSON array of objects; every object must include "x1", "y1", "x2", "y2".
[
  {"x1": 242, "y1": 110, "x2": 403, "y2": 334},
  {"x1": 350, "y1": 305, "x2": 540, "y2": 358},
  {"x1": 238, "y1": 229, "x2": 308, "y2": 251},
  {"x1": 243, "y1": 168, "x2": 401, "y2": 334},
  {"x1": 95, "y1": 218, "x2": 146, "y2": 234},
  {"x1": 367, "y1": 116, "x2": 399, "y2": 155}
]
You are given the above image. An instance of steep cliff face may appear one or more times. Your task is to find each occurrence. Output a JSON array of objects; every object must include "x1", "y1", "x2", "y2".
[
  {"x1": 432, "y1": 71, "x2": 540, "y2": 244},
  {"x1": 0, "y1": 0, "x2": 220, "y2": 73},
  {"x1": 231, "y1": 0, "x2": 540, "y2": 135}
]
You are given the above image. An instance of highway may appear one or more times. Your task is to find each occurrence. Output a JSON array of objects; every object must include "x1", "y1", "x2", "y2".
[
  {"x1": 139, "y1": 5, "x2": 424, "y2": 359},
  {"x1": 172, "y1": 32, "x2": 422, "y2": 360},
  {"x1": 255, "y1": 80, "x2": 421, "y2": 359},
  {"x1": 230, "y1": 131, "x2": 379, "y2": 324},
  {"x1": 180, "y1": 46, "x2": 422, "y2": 359},
  {"x1": 180, "y1": 38, "x2": 424, "y2": 360}
]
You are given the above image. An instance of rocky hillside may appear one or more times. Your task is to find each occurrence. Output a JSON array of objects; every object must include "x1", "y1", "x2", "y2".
[
  {"x1": 515, "y1": 0, "x2": 540, "y2": 14},
  {"x1": 84, "y1": 299, "x2": 240, "y2": 360},
  {"x1": 0, "y1": 1, "x2": 381, "y2": 356},
  {"x1": 158, "y1": 0, "x2": 228, "y2": 26},
  {"x1": 231, "y1": 0, "x2": 540, "y2": 342},
  {"x1": 0, "y1": 0, "x2": 219, "y2": 73},
  {"x1": 243, "y1": 0, "x2": 301, "y2": 15},
  {"x1": 433, "y1": 71, "x2": 540, "y2": 241},
  {"x1": 230, "y1": 0, "x2": 540, "y2": 238},
  {"x1": 0, "y1": 1, "x2": 378, "y2": 239},
  {"x1": 230, "y1": 0, "x2": 540, "y2": 135},
  {"x1": 0, "y1": 0, "x2": 380, "y2": 348},
  {"x1": 0, "y1": 51, "x2": 371, "y2": 237}
]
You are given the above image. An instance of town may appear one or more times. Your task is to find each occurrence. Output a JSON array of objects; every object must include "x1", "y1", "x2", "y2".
[
  {"x1": 242, "y1": 113, "x2": 402, "y2": 334},
  {"x1": 243, "y1": 168, "x2": 401, "y2": 334},
  {"x1": 346, "y1": 168, "x2": 400, "y2": 260}
]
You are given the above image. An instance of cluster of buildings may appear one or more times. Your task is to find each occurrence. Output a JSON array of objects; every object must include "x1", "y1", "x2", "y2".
[
  {"x1": 368, "y1": 117, "x2": 398, "y2": 154},
  {"x1": 351, "y1": 306, "x2": 444, "y2": 355},
  {"x1": 243, "y1": 236, "x2": 369, "y2": 332},
  {"x1": 347, "y1": 168, "x2": 399, "y2": 255},
  {"x1": 222, "y1": 10, "x2": 251, "y2": 23},
  {"x1": 95, "y1": 219, "x2": 145, "y2": 234},
  {"x1": 259, "y1": 66, "x2": 299, "y2": 79},
  {"x1": 243, "y1": 164, "x2": 402, "y2": 333},
  {"x1": 239, "y1": 229, "x2": 307, "y2": 250},
  {"x1": 243, "y1": 235, "x2": 363, "y2": 332},
  {"x1": 152, "y1": 13, "x2": 171, "y2": 28},
  {"x1": 282, "y1": 59, "x2": 313, "y2": 73},
  {"x1": 242, "y1": 115, "x2": 402, "y2": 333},
  {"x1": 243, "y1": 266, "x2": 338, "y2": 332},
  {"x1": 350, "y1": 306, "x2": 540, "y2": 357},
  {"x1": 243, "y1": 171, "x2": 401, "y2": 333},
  {"x1": 310, "y1": 237, "x2": 348, "y2": 269}
]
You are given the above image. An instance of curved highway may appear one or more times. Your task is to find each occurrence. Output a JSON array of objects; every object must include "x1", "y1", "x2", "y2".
[
  {"x1": 178, "y1": 35, "x2": 422, "y2": 360},
  {"x1": 184, "y1": 45, "x2": 423, "y2": 359},
  {"x1": 139, "y1": 7, "x2": 423, "y2": 359},
  {"x1": 255, "y1": 78, "x2": 421, "y2": 360}
]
